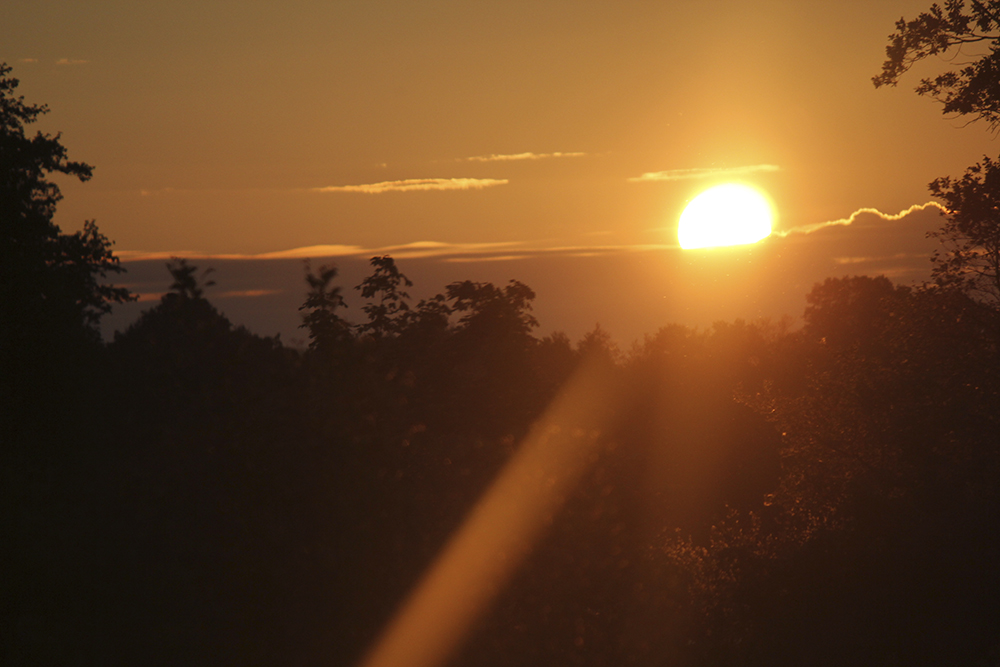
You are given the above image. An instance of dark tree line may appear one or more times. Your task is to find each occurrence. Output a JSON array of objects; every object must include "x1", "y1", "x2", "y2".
[{"x1": 5, "y1": 10, "x2": 1000, "y2": 662}]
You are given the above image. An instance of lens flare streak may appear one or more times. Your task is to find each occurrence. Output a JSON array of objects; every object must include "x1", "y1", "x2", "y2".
[{"x1": 357, "y1": 361, "x2": 617, "y2": 667}]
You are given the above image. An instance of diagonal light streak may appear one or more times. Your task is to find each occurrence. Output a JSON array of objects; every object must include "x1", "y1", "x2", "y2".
[{"x1": 357, "y1": 359, "x2": 618, "y2": 667}]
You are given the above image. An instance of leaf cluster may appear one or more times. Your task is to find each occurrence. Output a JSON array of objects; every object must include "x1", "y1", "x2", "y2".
[
  {"x1": 446, "y1": 279, "x2": 539, "y2": 339},
  {"x1": 1, "y1": 64, "x2": 131, "y2": 334},
  {"x1": 298, "y1": 261, "x2": 351, "y2": 352},
  {"x1": 355, "y1": 255, "x2": 413, "y2": 338},
  {"x1": 873, "y1": 0, "x2": 1000, "y2": 127},
  {"x1": 661, "y1": 276, "x2": 1000, "y2": 666},
  {"x1": 928, "y1": 155, "x2": 1000, "y2": 307}
]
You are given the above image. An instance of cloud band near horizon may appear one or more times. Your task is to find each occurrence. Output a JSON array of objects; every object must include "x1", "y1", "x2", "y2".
[
  {"x1": 115, "y1": 240, "x2": 683, "y2": 263},
  {"x1": 463, "y1": 152, "x2": 586, "y2": 162},
  {"x1": 115, "y1": 201, "x2": 945, "y2": 263},
  {"x1": 628, "y1": 164, "x2": 781, "y2": 182},
  {"x1": 313, "y1": 178, "x2": 508, "y2": 193}
]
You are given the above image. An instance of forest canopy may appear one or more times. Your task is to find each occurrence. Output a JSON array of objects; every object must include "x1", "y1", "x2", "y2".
[{"x1": 5, "y1": 30, "x2": 1000, "y2": 667}]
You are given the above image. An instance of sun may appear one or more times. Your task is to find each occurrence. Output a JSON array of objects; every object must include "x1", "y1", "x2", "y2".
[{"x1": 678, "y1": 183, "x2": 774, "y2": 249}]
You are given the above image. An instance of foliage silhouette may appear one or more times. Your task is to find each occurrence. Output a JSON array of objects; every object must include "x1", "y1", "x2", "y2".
[
  {"x1": 299, "y1": 260, "x2": 352, "y2": 356},
  {"x1": 0, "y1": 62, "x2": 132, "y2": 433},
  {"x1": 873, "y1": 0, "x2": 1000, "y2": 127},
  {"x1": 106, "y1": 260, "x2": 304, "y2": 665},
  {"x1": 875, "y1": 3, "x2": 1000, "y2": 319},
  {"x1": 356, "y1": 255, "x2": 413, "y2": 338},
  {"x1": 929, "y1": 155, "x2": 1000, "y2": 311},
  {"x1": 446, "y1": 279, "x2": 538, "y2": 338},
  {"x1": 8, "y1": 47, "x2": 1000, "y2": 667},
  {"x1": 0, "y1": 63, "x2": 131, "y2": 333},
  {"x1": 166, "y1": 257, "x2": 216, "y2": 300},
  {"x1": 661, "y1": 276, "x2": 1000, "y2": 666}
]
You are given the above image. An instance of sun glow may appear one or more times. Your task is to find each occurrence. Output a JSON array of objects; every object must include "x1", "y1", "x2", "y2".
[{"x1": 678, "y1": 183, "x2": 773, "y2": 249}]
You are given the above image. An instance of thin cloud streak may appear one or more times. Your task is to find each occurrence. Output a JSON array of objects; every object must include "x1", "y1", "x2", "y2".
[
  {"x1": 118, "y1": 200, "x2": 942, "y2": 265},
  {"x1": 628, "y1": 164, "x2": 781, "y2": 182},
  {"x1": 55, "y1": 58, "x2": 89, "y2": 65},
  {"x1": 218, "y1": 289, "x2": 283, "y2": 298},
  {"x1": 441, "y1": 245, "x2": 674, "y2": 262},
  {"x1": 775, "y1": 201, "x2": 947, "y2": 236},
  {"x1": 128, "y1": 289, "x2": 279, "y2": 303},
  {"x1": 117, "y1": 241, "x2": 680, "y2": 263},
  {"x1": 261, "y1": 241, "x2": 523, "y2": 260},
  {"x1": 833, "y1": 253, "x2": 919, "y2": 265},
  {"x1": 313, "y1": 178, "x2": 508, "y2": 193},
  {"x1": 463, "y1": 152, "x2": 586, "y2": 162},
  {"x1": 117, "y1": 245, "x2": 365, "y2": 262},
  {"x1": 118, "y1": 241, "x2": 523, "y2": 262}
]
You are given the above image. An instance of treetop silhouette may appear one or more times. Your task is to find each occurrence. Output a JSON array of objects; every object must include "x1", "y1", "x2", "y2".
[
  {"x1": 0, "y1": 62, "x2": 132, "y2": 350},
  {"x1": 875, "y1": 4, "x2": 1000, "y2": 315},
  {"x1": 356, "y1": 255, "x2": 413, "y2": 338},
  {"x1": 929, "y1": 156, "x2": 1000, "y2": 309},
  {"x1": 300, "y1": 261, "x2": 351, "y2": 353},
  {"x1": 166, "y1": 258, "x2": 216, "y2": 301},
  {"x1": 446, "y1": 279, "x2": 538, "y2": 341},
  {"x1": 873, "y1": 0, "x2": 1000, "y2": 127}
]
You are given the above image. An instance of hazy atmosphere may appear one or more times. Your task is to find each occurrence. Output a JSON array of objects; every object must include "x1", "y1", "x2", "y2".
[
  {"x1": 4, "y1": 0, "x2": 986, "y2": 340},
  {"x1": 6, "y1": 2, "x2": 1000, "y2": 666}
]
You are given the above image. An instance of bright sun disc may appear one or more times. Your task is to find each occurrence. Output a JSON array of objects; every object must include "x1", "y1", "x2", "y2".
[{"x1": 678, "y1": 183, "x2": 773, "y2": 249}]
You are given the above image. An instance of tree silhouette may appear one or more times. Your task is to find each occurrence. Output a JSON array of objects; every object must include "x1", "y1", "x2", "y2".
[
  {"x1": 0, "y1": 62, "x2": 131, "y2": 356},
  {"x1": 803, "y1": 275, "x2": 911, "y2": 351},
  {"x1": 107, "y1": 261, "x2": 303, "y2": 665},
  {"x1": 576, "y1": 323, "x2": 621, "y2": 367},
  {"x1": 928, "y1": 155, "x2": 1000, "y2": 311},
  {"x1": 166, "y1": 257, "x2": 216, "y2": 300},
  {"x1": 442, "y1": 279, "x2": 541, "y2": 437},
  {"x1": 661, "y1": 276, "x2": 1000, "y2": 666},
  {"x1": 113, "y1": 259, "x2": 287, "y2": 422},
  {"x1": 356, "y1": 255, "x2": 412, "y2": 338},
  {"x1": 299, "y1": 261, "x2": 351, "y2": 353},
  {"x1": 1, "y1": 61, "x2": 132, "y2": 447},
  {"x1": 873, "y1": 0, "x2": 1000, "y2": 127},
  {"x1": 446, "y1": 279, "x2": 539, "y2": 338},
  {"x1": 874, "y1": 5, "x2": 1000, "y2": 318}
]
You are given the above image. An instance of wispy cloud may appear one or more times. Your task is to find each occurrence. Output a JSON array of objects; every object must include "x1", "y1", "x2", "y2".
[
  {"x1": 312, "y1": 178, "x2": 508, "y2": 193},
  {"x1": 117, "y1": 239, "x2": 681, "y2": 263},
  {"x1": 833, "y1": 253, "x2": 918, "y2": 265},
  {"x1": 128, "y1": 288, "x2": 280, "y2": 303},
  {"x1": 628, "y1": 164, "x2": 781, "y2": 182},
  {"x1": 262, "y1": 241, "x2": 525, "y2": 260},
  {"x1": 117, "y1": 245, "x2": 362, "y2": 262},
  {"x1": 55, "y1": 58, "x2": 89, "y2": 65},
  {"x1": 831, "y1": 262, "x2": 924, "y2": 279},
  {"x1": 463, "y1": 152, "x2": 586, "y2": 162},
  {"x1": 218, "y1": 289, "x2": 283, "y2": 298},
  {"x1": 255, "y1": 245, "x2": 367, "y2": 259},
  {"x1": 117, "y1": 241, "x2": 524, "y2": 262},
  {"x1": 439, "y1": 244, "x2": 673, "y2": 262},
  {"x1": 17, "y1": 58, "x2": 38, "y2": 63},
  {"x1": 132, "y1": 178, "x2": 505, "y2": 196},
  {"x1": 441, "y1": 244, "x2": 679, "y2": 262},
  {"x1": 775, "y1": 201, "x2": 947, "y2": 236},
  {"x1": 114, "y1": 202, "x2": 946, "y2": 265}
]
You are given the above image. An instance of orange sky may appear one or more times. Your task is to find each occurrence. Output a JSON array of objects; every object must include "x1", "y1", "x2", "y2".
[{"x1": 3, "y1": 0, "x2": 991, "y2": 342}]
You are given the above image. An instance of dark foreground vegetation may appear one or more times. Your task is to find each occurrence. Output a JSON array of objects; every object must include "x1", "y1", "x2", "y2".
[{"x1": 6, "y1": 5, "x2": 1000, "y2": 662}]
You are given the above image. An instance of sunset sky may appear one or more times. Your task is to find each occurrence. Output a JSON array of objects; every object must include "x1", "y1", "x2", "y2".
[{"x1": 4, "y1": 0, "x2": 991, "y2": 343}]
